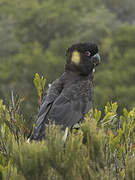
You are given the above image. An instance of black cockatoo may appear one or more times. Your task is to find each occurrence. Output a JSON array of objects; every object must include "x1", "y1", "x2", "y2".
[{"x1": 30, "y1": 42, "x2": 101, "y2": 141}]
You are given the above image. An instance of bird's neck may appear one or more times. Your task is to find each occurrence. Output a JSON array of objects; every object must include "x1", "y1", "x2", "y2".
[
  {"x1": 64, "y1": 68, "x2": 94, "y2": 81},
  {"x1": 65, "y1": 63, "x2": 93, "y2": 77}
]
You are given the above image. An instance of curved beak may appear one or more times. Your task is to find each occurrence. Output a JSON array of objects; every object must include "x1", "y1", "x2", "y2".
[{"x1": 91, "y1": 53, "x2": 101, "y2": 67}]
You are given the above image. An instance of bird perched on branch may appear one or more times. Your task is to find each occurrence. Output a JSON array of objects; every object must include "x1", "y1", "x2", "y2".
[{"x1": 30, "y1": 42, "x2": 101, "y2": 141}]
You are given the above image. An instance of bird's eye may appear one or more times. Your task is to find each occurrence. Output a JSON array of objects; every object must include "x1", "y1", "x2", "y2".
[{"x1": 84, "y1": 51, "x2": 91, "y2": 56}]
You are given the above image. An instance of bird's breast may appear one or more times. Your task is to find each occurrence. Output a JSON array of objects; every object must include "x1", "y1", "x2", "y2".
[{"x1": 61, "y1": 79, "x2": 93, "y2": 101}]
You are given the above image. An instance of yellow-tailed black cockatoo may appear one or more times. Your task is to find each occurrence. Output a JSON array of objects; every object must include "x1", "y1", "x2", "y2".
[{"x1": 30, "y1": 42, "x2": 101, "y2": 141}]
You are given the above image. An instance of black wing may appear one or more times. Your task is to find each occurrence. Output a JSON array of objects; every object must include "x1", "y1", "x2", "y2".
[
  {"x1": 47, "y1": 92, "x2": 92, "y2": 130},
  {"x1": 30, "y1": 77, "x2": 63, "y2": 140},
  {"x1": 31, "y1": 75, "x2": 93, "y2": 140}
]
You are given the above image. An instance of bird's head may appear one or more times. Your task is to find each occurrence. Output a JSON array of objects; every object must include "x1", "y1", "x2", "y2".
[{"x1": 65, "y1": 42, "x2": 101, "y2": 75}]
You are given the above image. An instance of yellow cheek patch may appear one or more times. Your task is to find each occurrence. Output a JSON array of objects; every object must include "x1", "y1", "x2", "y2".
[{"x1": 71, "y1": 51, "x2": 80, "y2": 65}]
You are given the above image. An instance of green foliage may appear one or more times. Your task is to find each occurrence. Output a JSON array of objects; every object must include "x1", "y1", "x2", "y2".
[
  {"x1": 0, "y1": 73, "x2": 134, "y2": 179},
  {"x1": 13, "y1": 141, "x2": 49, "y2": 180},
  {"x1": 0, "y1": 93, "x2": 33, "y2": 172},
  {"x1": 98, "y1": 103, "x2": 135, "y2": 179},
  {"x1": 0, "y1": 0, "x2": 134, "y2": 118},
  {"x1": 0, "y1": 90, "x2": 135, "y2": 180},
  {"x1": 95, "y1": 25, "x2": 135, "y2": 112},
  {"x1": 0, "y1": 1, "x2": 134, "y2": 178},
  {"x1": 103, "y1": 0, "x2": 135, "y2": 23},
  {"x1": 2, "y1": 119, "x2": 106, "y2": 180},
  {"x1": 126, "y1": 157, "x2": 135, "y2": 180},
  {"x1": 33, "y1": 73, "x2": 46, "y2": 104}
]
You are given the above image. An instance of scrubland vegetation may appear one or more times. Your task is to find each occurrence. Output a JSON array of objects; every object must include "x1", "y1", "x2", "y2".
[{"x1": 0, "y1": 0, "x2": 135, "y2": 179}]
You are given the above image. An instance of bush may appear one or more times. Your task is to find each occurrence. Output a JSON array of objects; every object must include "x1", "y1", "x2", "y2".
[{"x1": 0, "y1": 74, "x2": 135, "y2": 180}]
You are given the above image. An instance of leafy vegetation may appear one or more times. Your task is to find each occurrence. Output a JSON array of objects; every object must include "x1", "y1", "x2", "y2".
[
  {"x1": 0, "y1": 74, "x2": 135, "y2": 179},
  {"x1": 0, "y1": 0, "x2": 134, "y2": 118},
  {"x1": 0, "y1": 0, "x2": 134, "y2": 179}
]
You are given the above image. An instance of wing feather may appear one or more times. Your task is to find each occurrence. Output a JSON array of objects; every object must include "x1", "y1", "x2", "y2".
[
  {"x1": 47, "y1": 94, "x2": 92, "y2": 129},
  {"x1": 30, "y1": 77, "x2": 63, "y2": 140}
]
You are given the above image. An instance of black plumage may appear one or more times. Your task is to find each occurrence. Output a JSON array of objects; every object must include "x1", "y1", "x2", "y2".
[{"x1": 30, "y1": 42, "x2": 101, "y2": 141}]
